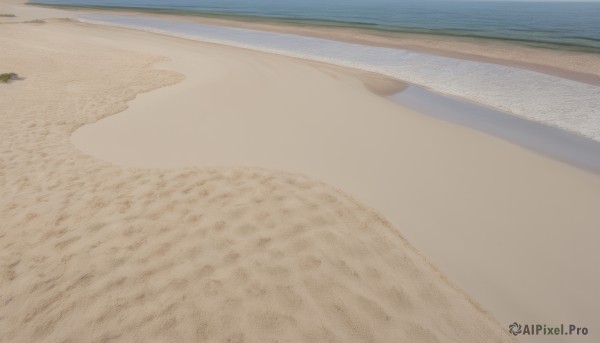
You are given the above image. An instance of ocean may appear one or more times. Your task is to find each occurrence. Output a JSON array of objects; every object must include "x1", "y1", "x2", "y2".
[
  {"x1": 29, "y1": 0, "x2": 600, "y2": 144},
  {"x1": 31, "y1": 0, "x2": 600, "y2": 53}
]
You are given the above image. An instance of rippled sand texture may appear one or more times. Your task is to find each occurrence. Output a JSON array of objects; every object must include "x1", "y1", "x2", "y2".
[{"x1": 0, "y1": 22, "x2": 514, "y2": 342}]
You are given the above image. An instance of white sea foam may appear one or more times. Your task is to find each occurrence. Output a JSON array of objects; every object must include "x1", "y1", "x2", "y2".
[{"x1": 78, "y1": 14, "x2": 600, "y2": 142}]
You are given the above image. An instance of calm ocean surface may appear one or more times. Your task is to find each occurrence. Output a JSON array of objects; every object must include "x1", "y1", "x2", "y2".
[{"x1": 32, "y1": 0, "x2": 600, "y2": 53}]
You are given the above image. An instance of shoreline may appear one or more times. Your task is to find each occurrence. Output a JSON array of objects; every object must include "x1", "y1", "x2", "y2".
[
  {"x1": 27, "y1": 2, "x2": 600, "y2": 87},
  {"x1": 71, "y1": 12, "x2": 600, "y2": 145},
  {"x1": 390, "y1": 86, "x2": 600, "y2": 175},
  {"x1": 31, "y1": 12, "x2": 599, "y2": 176},
  {"x1": 65, "y1": 11, "x2": 600, "y2": 178},
  {"x1": 12, "y1": 3, "x2": 600, "y2": 147}
]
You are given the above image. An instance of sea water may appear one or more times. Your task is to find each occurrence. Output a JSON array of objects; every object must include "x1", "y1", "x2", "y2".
[{"x1": 31, "y1": 0, "x2": 600, "y2": 53}]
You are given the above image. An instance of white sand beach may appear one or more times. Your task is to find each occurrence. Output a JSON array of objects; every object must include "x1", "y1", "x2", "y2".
[{"x1": 2, "y1": 1, "x2": 599, "y2": 342}]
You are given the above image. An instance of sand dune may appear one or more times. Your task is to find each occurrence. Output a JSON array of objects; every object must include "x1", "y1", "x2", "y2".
[{"x1": 0, "y1": 19, "x2": 516, "y2": 343}]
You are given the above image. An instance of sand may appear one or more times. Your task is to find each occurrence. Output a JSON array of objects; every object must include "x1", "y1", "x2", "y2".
[
  {"x1": 2, "y1": 2, "x2": 599, "y2": 343},
  {"x1": 57, "y1": 18, "x2": 600, "y2": 342},
  {"x1": 0, "y1": 10, "x2": 518, "y2": 343}
]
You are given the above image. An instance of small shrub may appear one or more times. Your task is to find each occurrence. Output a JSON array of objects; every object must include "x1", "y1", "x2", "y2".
[
  {"x1": 0, "y1": 73, "x2": 18, "y2": 83},
  {"x1": 0, "y1": 14, "x2": 16, "y2": 17}
]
